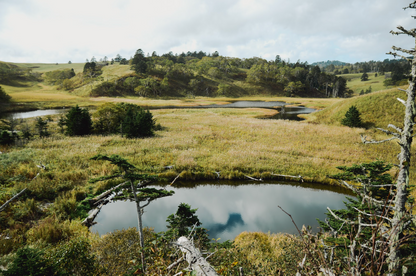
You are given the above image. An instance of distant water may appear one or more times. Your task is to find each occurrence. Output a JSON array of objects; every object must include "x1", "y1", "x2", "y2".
[{"x1": 1, "y1": 109, "x2": 67, "y2": 119}]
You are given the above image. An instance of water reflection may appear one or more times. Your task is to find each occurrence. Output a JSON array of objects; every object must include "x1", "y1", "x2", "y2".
[
  {"x1": 91, "y1": 182, "x2": 351, "y2": 241},
  {"x1": 2, "y1": 109, "x2": 67, "y2": 119}
]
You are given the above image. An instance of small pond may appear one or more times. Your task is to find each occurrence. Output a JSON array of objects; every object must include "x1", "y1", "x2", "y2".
[
  {"x1": 156, "y1": 101, "x2": 316, "y2": 121},
  {"x1": 1, "y1": 109, "x2": 68, "y2": 119},
  {"x1": 2, "y1": 101, "x2": 315, "y2": 121},
  {"x1": 90, "y1": 181, "x2": 351, "y2": 240}
]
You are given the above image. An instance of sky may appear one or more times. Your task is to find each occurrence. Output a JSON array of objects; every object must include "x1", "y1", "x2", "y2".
[{"x1": 0, "y1": 0, "x2": 415, "y2": 64}]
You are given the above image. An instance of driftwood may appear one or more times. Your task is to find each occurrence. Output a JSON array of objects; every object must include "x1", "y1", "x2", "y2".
[
  {"x1": 89, "y1": 181, "x2": 128, "y2": 205},
  {"x1": 82, "y1": 202, "x2": 104, "y2": 226},
  {"x1": 271, "y1": 173, "x2": 304, "y2": 182},
  {"x1": 0, "y1": 188, "x2": 27, "y2": 212},
  {"x1": 244, "y1": 175, "x2": 263, "y2": 181},
  {"x1": 175, "y1": 236, "x2": 218, "y2": 276}
]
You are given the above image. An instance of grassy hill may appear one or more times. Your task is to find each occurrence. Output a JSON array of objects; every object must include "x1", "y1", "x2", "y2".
[
  {"x1": 341, "y1": 72, "x2": 387, "y2": 95},
  {"x1": 11, "y1": 62, "x2": 86, "y2": 74},
  {"x1": 305, "y1": 85, "x2": 408, "y2": 129}
]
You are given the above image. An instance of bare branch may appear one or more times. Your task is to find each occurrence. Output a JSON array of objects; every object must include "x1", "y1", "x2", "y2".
[
  {"x1": 388, "y1": 124, "x2": 403, "y2": 134},
  {"x1": 0, "y1": 188, "x2": 27, "y2": 212},
  {"x1": 170, "y1": 174, "x2": 181, "y2": 186},
  {"x1": 167, "y1": 256, "x2": 184, "y2": 270},
  {"x1": 352, "y1": 207, "x2": 392, "y2": 222},
  {"x1": 361, "y1": 135, "x2": 397, "y2": 144},
  {"x1": 392, "y1": 45, "x2": 416, "y2": 56},
  {"x1": 386, "y1": 51, "x2": 411, "y2": 61}
]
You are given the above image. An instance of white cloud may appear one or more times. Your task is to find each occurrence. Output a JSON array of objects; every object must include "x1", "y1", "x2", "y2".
[{"x1": 0, "y1": 0, "x2": 414, "y2": 63}]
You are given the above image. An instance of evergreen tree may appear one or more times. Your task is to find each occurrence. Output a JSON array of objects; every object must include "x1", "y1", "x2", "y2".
[
  {"x1": 0, "y1": 85, "x2": 11, "y2": 102},
  {"x1": 341, "y1": 105, "x2": 362, "y2": 127},
  {"x1": 131, "y1": 49, "x2": 148, "y2": 74},
  {"x1": 0, "y1": 130, "x2": 14, "y2": 145},
  {"x1": 35, "y1": 117, "x2": 50, "y2": 137},
  {"x1": 122, "y1": 105, "x2": 155, "y2": 138},
  {"x1": 63, "y1": 105, "x2": 92, "y2": 136},
  {"x1": 165, "y1": 203, "x2": 210, "y2": 249},
  {"x1": 361, "y1": 72, "x2": 369, "y2": 81}
]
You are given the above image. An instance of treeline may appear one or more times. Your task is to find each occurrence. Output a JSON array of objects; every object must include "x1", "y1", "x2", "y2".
[
  {"x1": 83, "y1": 49, "x2": 351, "y2": 98},
  {"x1": 316, "y1": 58, "x2": 411, "y2": 79}
]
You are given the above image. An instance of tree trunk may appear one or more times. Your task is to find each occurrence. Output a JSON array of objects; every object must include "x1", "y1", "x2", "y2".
[
  {"x1": 176, "y1": 236, "x2": 218, "y2": 276},
  {"x1": 387, "y1": 57, "x2": 416, "y2": 275},
  {"x1": 131, "y1": 181, "x2": 145, "y2": 271}
]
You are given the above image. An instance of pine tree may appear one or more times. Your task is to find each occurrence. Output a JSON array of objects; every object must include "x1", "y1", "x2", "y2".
[
  {"x1": 131, "y1": 49, "x2": 148, "y2": 74},
  {"x1": 63, "y1": 105, "x2": 92, "y2": 136},
  {"x1": 341, "y1": 105, "x2": 362, "y2": 127}
]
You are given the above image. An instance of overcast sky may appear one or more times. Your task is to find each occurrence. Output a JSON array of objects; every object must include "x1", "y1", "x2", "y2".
[{"x1": 0, "y1": 0, "x2": 414, "y2": 64}]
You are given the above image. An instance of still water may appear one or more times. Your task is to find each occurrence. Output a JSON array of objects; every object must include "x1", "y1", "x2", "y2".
[
  {"x1": 1, "y1": 109, "x2": 67, "y2": 119},
  {"x1": 90, "y1": 182, "x2": 351, "y2": 241}
]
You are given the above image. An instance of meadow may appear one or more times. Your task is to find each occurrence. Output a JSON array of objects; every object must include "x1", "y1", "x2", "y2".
[{"x1": 1, "y1": 60, "x2": 415, "y2": 274}]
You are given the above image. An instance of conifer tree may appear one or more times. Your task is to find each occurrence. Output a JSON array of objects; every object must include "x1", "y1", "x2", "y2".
[
  {"x1": 63, "y1": 105, "x2": 92, "y2": 136},
  {"x1": 341, "y1": 105, "x2": 362, "y2": 127}
]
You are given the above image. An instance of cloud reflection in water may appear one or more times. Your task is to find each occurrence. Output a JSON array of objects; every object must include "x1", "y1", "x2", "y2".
[{"x1": 91, "y1": 182, "x2": 350, "y2": 241}]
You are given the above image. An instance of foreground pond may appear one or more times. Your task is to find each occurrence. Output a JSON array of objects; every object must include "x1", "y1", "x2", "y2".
[{"x1": 90, "y1": 181, "x2": 351, "y2": 240}]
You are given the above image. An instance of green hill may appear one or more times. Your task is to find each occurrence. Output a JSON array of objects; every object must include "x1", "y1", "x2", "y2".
[{"x1": 306, "y1": 86, "x2": 408, "y2": 129}]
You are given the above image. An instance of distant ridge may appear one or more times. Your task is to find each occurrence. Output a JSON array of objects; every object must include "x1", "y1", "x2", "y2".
[{"x1": 311, "y1": 60, "x2": 348, "y2": 67}]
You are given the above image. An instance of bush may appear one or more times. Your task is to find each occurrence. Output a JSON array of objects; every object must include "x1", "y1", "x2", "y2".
[
  {"x1": 341, "y1": 105, "x2": 362, "y2": 128},
  {"x1": 93, "y1": 103, "x2": 156, "y2": 138},
  {"x1": 122, "y1": 105, "x2": 155, "y2": 138},
  {"x1": 3, "y1": 247, "x2": 58, "y2": 276},
  {"x1": 0, "y1": 130, "x2": 14, "y2": 145},
  {"x1": 63, "y1": 105, "x2": 92, "y2": 136}
]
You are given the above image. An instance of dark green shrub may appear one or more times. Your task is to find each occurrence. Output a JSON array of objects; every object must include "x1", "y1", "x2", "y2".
[
  {"x1": 63, "y1": 105, "x2": 92, "y2": 136},
  {"x1": 341, "y1": 105, "x2": 362, "y2": 127},
  {"x1": 3, "y1": 247, "x2": 58, "y2": 276},
  {"x1": 0, "y1": 130, "x2": 14, "y2": 145},
  {"x1": 122, "y1": 105, "x2": 155, "y2": 138},
  {"x1": 0, "y1": 85, "x2": 11, "y2": 102}
]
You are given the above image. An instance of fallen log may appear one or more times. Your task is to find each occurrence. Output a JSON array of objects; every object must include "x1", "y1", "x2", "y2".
[
  {"x1": 82, "y1": 202, "x2": 104, "y2": 227},
  {"x1": 174, "y1": 236, "x2": 218, "y2": 276},
  {"x1": 244, "y1": 175, "x2": 263, "y2": 181},
  {"x1": 0, "y1": 188, "x2": 27, "y2": 212},
  {"x1": 271, "y1": 173, "x2": 304, "y2": 182},
  {"x1": 89, "y1": 181, "x2": 128, "y2": 205}
]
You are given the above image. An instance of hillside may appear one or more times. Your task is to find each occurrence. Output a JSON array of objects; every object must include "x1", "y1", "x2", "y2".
[
  {"x1": 304, "y1": 85, "x2": 408, "y2": 129},
  {"x1": 0, "y1": 54, "x2": 354, "y2": 101}
]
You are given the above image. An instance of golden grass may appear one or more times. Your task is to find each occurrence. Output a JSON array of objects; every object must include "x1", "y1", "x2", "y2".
[
  {"x1": 342, "y1": 72, "x2": 389, "y2": 95},
  {"x1": 3, "y1": 107, "x2": 409, "y2": 189},
  {"x1": 306, "y1": 86, "x2": 409, "y2": 128},
  {"x1": 101, "y1": 64, "x2": 134, "y2": 80},
  {"x1": 11, "y1": 62, "x2": 86, "y2": 73}
]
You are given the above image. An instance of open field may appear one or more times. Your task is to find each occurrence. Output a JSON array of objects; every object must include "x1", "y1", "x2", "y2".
[
  {"x1": 2, "y1": 105, "x2": 411, "y2": 187},
  {"x1": 2, "y1": 83, "x2": 416, "y2": 274},
  {"x1": 340, "y1": 72, "x2": 390, "y2": 94},
  {"x1": 11, "y1": 62, "x2": 86, "y2": 74}
]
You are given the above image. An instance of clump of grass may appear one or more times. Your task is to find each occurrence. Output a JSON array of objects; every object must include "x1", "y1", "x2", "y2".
[{"x1": 26, "y1": 216, "x2": 91, "y2": 245}]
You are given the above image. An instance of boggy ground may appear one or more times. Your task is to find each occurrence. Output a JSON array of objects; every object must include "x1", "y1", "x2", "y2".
[{"x1": 1, "y1": 94, "x2": 415, "y2": 274}]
